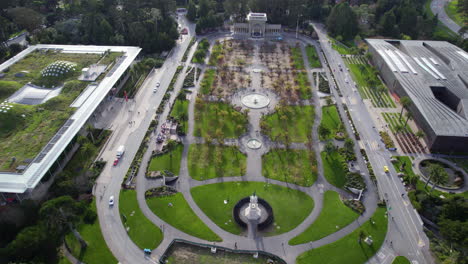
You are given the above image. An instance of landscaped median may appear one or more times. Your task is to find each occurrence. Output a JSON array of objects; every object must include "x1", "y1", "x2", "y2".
[
  {"x1": 296, "y1": 207, "x2": 388, "y2": 264},
  {"x1": 120, "y1": 190, "x2": 163, "y2": 249},
  {"x1": 191, "y1": 182, "x2": 314, "y2": 236},
  {"x1": 289, "y1": 191, "x2": 359, "y2": 245},
  {"x1": 146, "y1": 187, "x2": 222, "y2": 242},
  {"x1": 262, "y1": 148, "x2": 317, "y2": 186}
]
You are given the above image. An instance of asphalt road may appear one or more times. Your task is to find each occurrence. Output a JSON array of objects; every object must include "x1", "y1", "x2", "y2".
[
  {"x1": 93, "y1": 15, "x2": 195, "y2": 264},
  {"x1": 431, "y1": 0, "x2": 467, "y2": 39},
  {"x1": 312, "y1": 23, "x2": 434, "y2": 264}
]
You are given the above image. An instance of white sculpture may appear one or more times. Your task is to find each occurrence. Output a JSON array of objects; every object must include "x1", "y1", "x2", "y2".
[{"x1": 244, "y1": 193, "x2": 262, "y2": 221}]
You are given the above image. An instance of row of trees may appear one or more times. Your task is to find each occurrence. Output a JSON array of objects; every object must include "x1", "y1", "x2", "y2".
[
  {"x1": 187, "y1": 0, "x2": 224, "y2": 34},
  {"x1": 0, "y1": 0, "x2": 179, "y2": 56}
]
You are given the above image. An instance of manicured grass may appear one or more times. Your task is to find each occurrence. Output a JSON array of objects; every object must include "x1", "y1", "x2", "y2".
[
  {"x1": 391, "y1": 156, "x2": 416, "y2": 178},
  {"x1": 262, "y1": 149, "x2": 317, "y2": 186},
  {"x1": 321, "y1": 151, "x2": 347, "y2": 188},
  {"x1": 194, "y1": 101, "x2": 247, "y2": 138},
  {"x1": 306, "y1": 45, "x2": 322, "y2": 68},
  {"x1": 296, "y1": 71, "x2": 312, "y2": 99},
  {"x1": 191, "y1": 182, "x2": 314, "y2": 236},
  {"x1": 261, "y1": 105, "x2": 315, "y2": 143},
  {"x1": 188, "y1": 143, "x2": 246, "y2": 180},
  {"x1": 392, "y1": 256, "x2": 411, "y2": 264},
  {"x1": 445, "y1": 0, "x2": 464, "y2": 26},
  {"x1": 320, "y1": 105, "x2": 345, "y2": 140},
  {"x1": 120, "y1": 190, "x2": 163, "y2": 249},
  {"x1": 146, "y1": 192, "x2": 222, "y2": 242},
  {"x1": 200, "y1": 69, "x2": 216, "y2": 95},
  {"x1": 148, "y1": 144, "x2": 183, "y2": 174},
  {"x1": 296, "y1": 207, "x2": 388, "y2": 264},
  {"x1": 65, "y1": 201, "x2": 117, "y2": 264},
  {"x1": 289, "y1": 191, "x2": 359, "y2": 245},
  {"x1": 346, "y1": 61, "x2": 396, "y2": 108},
  {"x1": 170, "y1": 98, "x2": 189, "y2": 134},
  {"x1": 382, "y1": 112, "x2": 412, "y2": 133},
  {"x1": 291, "y1": 46, "x2": 305, "y2": 70}
]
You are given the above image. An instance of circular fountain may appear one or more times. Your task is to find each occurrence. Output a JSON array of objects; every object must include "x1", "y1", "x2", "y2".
[
  {"x1": 241, "y1": 93, "x2": 270, "y2": 109},
  {"x1": 246, "y1": 139, "x2": 262, "y2": 149}
]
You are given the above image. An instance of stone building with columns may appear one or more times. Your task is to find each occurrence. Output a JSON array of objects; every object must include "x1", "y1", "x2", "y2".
[{"x1": 232, "y1": 12, "x2": 281, "y2": 38}]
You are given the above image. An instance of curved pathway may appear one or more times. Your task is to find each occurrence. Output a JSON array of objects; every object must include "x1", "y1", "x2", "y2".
[
  {"x1": 132, "y1": 35, "x2": 382, "y2": 264},
  {"x1": 431, "y1": 0, "x2": 467, "y2": 38}
]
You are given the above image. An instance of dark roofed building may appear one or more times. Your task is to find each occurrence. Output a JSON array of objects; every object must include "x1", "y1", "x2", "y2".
[{"x1": 366, "y1": 39, "x2": 468, "y2": 153}]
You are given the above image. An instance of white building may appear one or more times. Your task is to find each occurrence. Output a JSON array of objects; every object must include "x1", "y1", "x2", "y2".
[{"x1": 233, "y1": 12, "x2": 281, "y2": 38}]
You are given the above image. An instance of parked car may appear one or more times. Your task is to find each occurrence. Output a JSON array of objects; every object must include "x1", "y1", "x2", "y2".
[
  {"x1": 109, "y1": 196, "x2": 114, "y2": 206},
  {"x1": 180, "y1": 28, "x2": 188, "y2": 35}
]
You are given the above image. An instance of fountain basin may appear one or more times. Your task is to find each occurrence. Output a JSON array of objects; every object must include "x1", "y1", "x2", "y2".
[{"x1": 241, "y1": 93, "x2": 270, "y2": 109}]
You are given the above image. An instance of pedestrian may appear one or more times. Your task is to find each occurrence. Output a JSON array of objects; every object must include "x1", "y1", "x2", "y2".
[
  {"x1": 234, "y1": 242, "x2": 237, "y2": 249},
  {"x1": 401, "y1": 193, "x2": 405, "y2": 197}
]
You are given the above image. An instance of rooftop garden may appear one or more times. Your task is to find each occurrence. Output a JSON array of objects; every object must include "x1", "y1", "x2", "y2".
[{"x1": 0, "y1": 50, "x2": 121, "y2": 171}]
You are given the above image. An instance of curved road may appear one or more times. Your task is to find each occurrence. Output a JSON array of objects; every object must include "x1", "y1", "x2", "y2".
[
  {"x1": 431, "y1": 0, "x2": 467, "y2": 38},
  {"x1": 93, "y1": 15, "x2": 196, "y2": 264}
]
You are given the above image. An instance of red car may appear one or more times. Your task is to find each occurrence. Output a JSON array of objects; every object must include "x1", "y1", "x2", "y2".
[
  {"x1": 113, "y1": 158, "x2": 119, "y2": 166},
  {"x1": 180, "y1": 28, "x2": 188, "y2": 35}
]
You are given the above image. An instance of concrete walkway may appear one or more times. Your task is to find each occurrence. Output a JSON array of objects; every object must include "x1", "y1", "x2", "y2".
[{"x1": 130, "y1": 35, "x2": 386, "y2": 264}]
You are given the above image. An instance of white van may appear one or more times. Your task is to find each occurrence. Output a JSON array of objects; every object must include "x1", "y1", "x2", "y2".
[{"x1": 116, "y1": 145, "x2": 125, "y2": 159}]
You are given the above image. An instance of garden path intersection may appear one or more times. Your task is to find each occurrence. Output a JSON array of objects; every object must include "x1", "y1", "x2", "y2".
[{"x1": 92, "y1": 20, "x2": 434, "y2": 264}]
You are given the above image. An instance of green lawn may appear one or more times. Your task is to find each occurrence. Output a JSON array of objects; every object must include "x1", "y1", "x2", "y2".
[
  {"x1": 445, "y1": 0, "x2": 465, "y2": 26},
  {"x1": 191, "y1": 182, "x2": 314, "y2": 236},
  {"x1": 188, "y1": 144, "x2": 246, "y2": 180},
  {"x1": 120, "y1": 190, "x2": 163, "y2": 249},
  {"x1": 291, "y1": 46, "x2": 305, "y2": 70},
  {"x1": 392, "y1": 256, "x2": 411, "y2": 264},
  {"x1": 296, "y1": 207, "x2": 388, "y2": 264},
  {"x1": 194, "y1": 101, "x2": 247, "y2": 138},
  {"x1": 65, "y1": 201, "x2": 117, "y2": 264},
  {"x1": 289, "y1": 191, "x2": 359, "y2": 245},
  {"x1": 321, "y1": 151, "x2": 347, "y2": 188},
  {"x1": 382, "y1": 112, "x2": 412, "y2": 133},
  {"x1": 346, "y1": 61, "x2": 396, "y2": 108},
  {"x1": 262, "y1": 149, "x2": 317, "y2": 186},
  {"x1": 296, "y1": 71, "x2": 312, "y2": 99},
  {"x1": 261, "y1": 105, "x2": 315, "y2": 143},
  {"x1": 200, "y1": 69, "x2": 216, "y2": 95},
  {"x1": 146, "y1": 192, "x2": 222, "y2": 242},
  {"x1": 306, "y1": 45, "x2": 322, "y2": 68},
  {"x1": 148, "y1": 144, "x2": 184, "y2": 174},
  {"x1": 170, "y1": 98, "x2": 189, "y2": 134},
  {"x1": 320, "y1": 105, "x2": 345, "y2": 140},
  {"x1": 0, "y1": 50, "x2": 121, "y2": 171}
]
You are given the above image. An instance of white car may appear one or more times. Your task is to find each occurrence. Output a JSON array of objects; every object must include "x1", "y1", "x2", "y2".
[
  {"x1": 153, "y1": 87, "x2": 158, "y2": 93},
  {"x1": 109, "y1": 196, "x2": 114, "y2": 206},
  {"x1": 156, "y1": 82, "x2": 160, "y2": 87}
]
